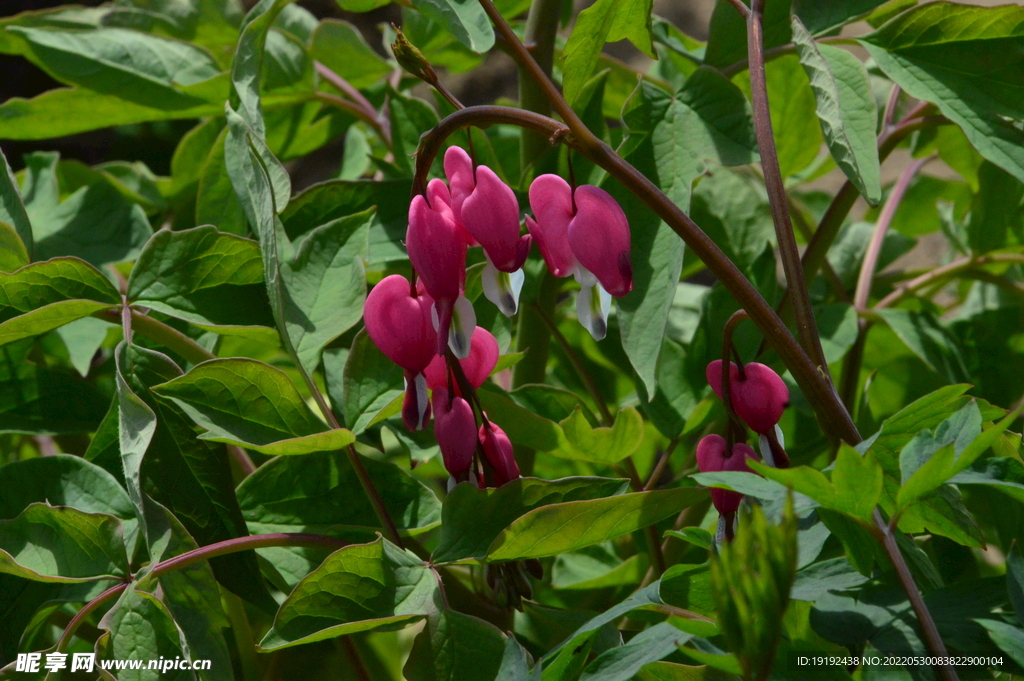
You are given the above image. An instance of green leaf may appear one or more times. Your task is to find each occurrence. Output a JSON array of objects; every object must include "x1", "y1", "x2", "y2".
[
  {"x1": 97, "y1": 584, "x2": 192, "y2": 681},
  {"x1": 790, "y1": 557, "x2": 870, "y2": 602},
  {"x1": 0, "y1": 339, "x2": 109, "y2": 434},
  {"x1": 791, "y1": 16, "x2": 881, "y2": 205},
  {"x1": 0, "y1": 455, "x2": 137, "y2": 556},
  {"x1": 876, "y1": 308, "x2": 969, "y2": 384},
  {"x1": 118, "y1": 343, "x2": 278, "y2": 614},
  {"x1": 0, "y1": 257, "x2": 119, "y2": 323},
  {"x1": 114, "y1": 342, "x2": 158, "y2": 538},
  {"x1": 432, "y1": 477, "x2": 630, "y2": 563},
  {"x1": 976, "y1": 619, "x2": 1024, "y2": 668},
  {"x1": 258, "y1": 538, "x2": 435, "y2": 651},
  {"x1": 0, "y1": 147, "x2": 32, "y2": 259},
  {"x1": 951, "y1": 457, "x2": 1024, "y2": 504},
  {"x1": 0, "y1": 223, "x2": 29, "y2": 273},
  {"x1": 281, "y1": 209, "x2": 371, "y2": 373},
  {"x1": 858, "y1": 383, "x2": 974, "y2": 471},
  {"x1": 8, "y1": 26, "x2": 221, "y2": 107},
  {"x1": 21, "y1": 152, "x2": 153, "y2": 268},
  {"x1": 793, "y1": 0, "x2": 889, "y2": 35},
  {"x1": 404, "y1": 607, "x2": 509, "y2": 681},
  {"x1": 409, "y1": 0, "x2": 494, "y2": 54},
  {"x1": 966, "y1": 161, "x2": 1024, "y2": 254},
  {"x1": 388, "y1": 91, "x2": 440, "y2": 177},
  {"x1": 280, "y1": 178, "x2": 412, "y2": 266},
  {"x1": 0, "y1": 503, "x2": 129, "y2": 583},
  {"x1": 581, "y1": 622, "x2": 692, "y2": 681},
  {"x1": 152, "y1": 358, "x2": 355, "y2": 454},
  {"x1": 195, "y1": 127, "x2": 249, "y2": 237},
  {"x1": 704, "y1": 0, "x2": 791, "y2": 69},
  {"x1": 552, "y1": 549, "x2": 648, "y2": 590},
  {"x1": 816, "y1": 304, "x2": 860, "y2": 365},
  {"x1": 477, "y1": 386, "x2": 570, "y2": 453},
  {"x1": 556, "y1": 407, "x2": 645, "y2": 464},
  {"x1": 860, "y1": 2, "x2": 1024, "y2": 183},
  {"x1": 897, "y1": 400, "x2": 1024, "y2": 508},
  {"x1": 310, "y1": 19, "x2": 391, "y2": 89},
  {"x1": 339, "y1": 328, "x2": 404, "y2": 434},
  {"x1": 0, "y1": 82, "x2": 235, "y2": 140},
  {"x1": 832, "y1": 444, "x2": 884, "y2": 521},
  {"x1": 231, "y1": 0, "x2": 298, "y2": 137},
  {"x1": 1007, "y1": 543, "x2": 1024, "y2": 626},
  {"x1": 127, "y1": 226, "x2": 275, "y2": 335},
  {"x1": 133, "y1": 500, "x2": 233, "y2": 681},
  {"x1": 637, "y1": 337, "x2": 704, "y2": 439},
  {"x1": 487, "y1": 487, "x2": 703, "y2": 561},
  {"x1": 562, "y1": 0, "x2": 655, "y2": 105},
  {"x1": 236, "y1": 449, "x2": 441, "y2": 539},
  {"x1": 495, "y1": 636, "x2": 539, "y2": 681},
  {"x1": 0, "y1": 299, "x2": 114, "y2": 346}
]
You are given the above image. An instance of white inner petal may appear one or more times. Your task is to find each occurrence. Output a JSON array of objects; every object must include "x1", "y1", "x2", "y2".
[
  {"x1": 448, "y1": 294, "x2": 476, "y2": 358},
  {"x1": 481, "y1": 260, "x2": 524, "y2": 317}
]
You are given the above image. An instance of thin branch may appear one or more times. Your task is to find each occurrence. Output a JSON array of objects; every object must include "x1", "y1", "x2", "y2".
[
  {"x1": 724, "y1": 0, "x2": 750, "y2": 18},
  {"x1": 315, "y1": 91, "x2": 391, "y2": 147},
  {"x1": 882, "y1": 84, "x2": 902, "y2": 129},
  {"x1": 55, "y1": 533, "x2": 349, "y2": 653},
  {"x1": 314, "y1": 61, "x2": 378, "y2": 121},
  {"x1": 720, "y1": 35, "x2": 856, "y2": 78},
  {"x1": 96, "y1": 308, "x2": 216, "y2": 365},
  {"x1": 875, "y1": 509, "x2": 958, "y2": 681},
  {"x1": 874, "y1": 253, "x2": 1024, "y2": 310},
  {"x1": 854, "y1": 155, "x2": 935, "y2": 311},
  {"x1": 530, "y1": 301, "x2": 614, "y2": 427},
  {"x1": 747, "y1": 1, "x2": 830, "y2": 372},
  {"x1": 644, "y1": 438, "x2": 679, "y2": 491}
]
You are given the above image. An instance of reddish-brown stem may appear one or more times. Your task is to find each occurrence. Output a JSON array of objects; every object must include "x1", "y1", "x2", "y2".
[
  {"x1": 314, "y1": 91, "x2": 391, "y2": 147},
  {"x1": 644, "y1": 438, "x2": 679, "y2": 491},
  {"x1": 55, "y1": 533, "x2": 349, "y2": 653},
  {"x1": 874, "y1": 253, "x2": 1024, "y2": 310},
  {"x1": 748, "y1": 0, "x2": 829, "y2": 373},
  {"x1": 853, "y1": 155, "x2": 934, "y2": 311}
]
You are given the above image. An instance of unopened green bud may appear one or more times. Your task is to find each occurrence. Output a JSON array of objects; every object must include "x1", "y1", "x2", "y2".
[
  {"x1": 710, "y1": 496, "x2": 798, "y2": 681},
  {"x1": 391, "y1": 25, "x2": 437, "y2": 83}
]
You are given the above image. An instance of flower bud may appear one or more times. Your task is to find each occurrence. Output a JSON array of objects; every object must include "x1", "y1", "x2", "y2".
[
  {"x1": 567, "y1": 185, "x2": 632, "y2": 297},
  {"x1": 479, "y1": 422, "x2": 519, "y2": 486},
  {"x1": 696, "y1": 434, "x2": 758, "y2": 515},
  {"x1": 706, "y1": 360, "x2": 789, "y2": 434},
  {"x1": 391, "y1": 26, "x2": 436, "y2": 84},
  {"x1": 432, "y1": 387, "x2": 477, "y2": 480}
]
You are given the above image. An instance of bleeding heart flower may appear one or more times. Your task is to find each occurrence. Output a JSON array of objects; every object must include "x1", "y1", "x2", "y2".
[
  {"x1": 363, "y1": 274, "x2": 438, "y2": 431},
  {"x1": 696, "y1": 434, "x2": 758, "y2": 515},
  {"x1": 432, "y1": 387, "x2": 477, "y2": 480},
  {"x1": 567, "y1": 185, "x2": 632, "y2": 298},
  {"x1": 407, "y1": 186, "x2": 469, "y2": 357},
  {"x1": 364, "y1": 274, "x2": 436, "y2": 374},
  {"x1": 527, "y1": 174, "x2": 577, "y2": 278},
  {"x1": 455, "y1": 164, "x2": 531, "y2": 274},
  {"x1": 706, "y1": 360, "x2": 789, "y2": 434},
  {"x1": 479, "y1": 422, "x2": 519, "y2": 486},
  {"x1": 424, "y1": 327, "x2": 499, "y2": 392}
]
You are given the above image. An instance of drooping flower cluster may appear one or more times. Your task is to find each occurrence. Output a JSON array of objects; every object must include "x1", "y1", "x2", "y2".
[
  {"x1": 365, "y1": 146, "x2": 633, "y2": 488},
  {"x1": 697, "y1": 360, "x2": 790, "y2": 543}
]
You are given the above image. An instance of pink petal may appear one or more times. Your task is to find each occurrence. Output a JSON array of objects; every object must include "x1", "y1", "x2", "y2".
[
  {"x1": 363, "y1": 274, "x2": 436, "y2": 375},
  {"x1": 444, "y1": 145, "x2": 475, "y2": 227},
  {"x1": 527, "y1": 174, "x2": 576, "y2": 277},
  {"x1": 407, "y1": 194, "x2": 466, "y2": 304},
  {"x1": 460, "y1": 165, "x2": 523, "y2": 272},
  {"x1": 567, "y1": 185, "x2": 632, "y2": 297},
  {"x1": 423, "y1": 327, "x2": 499, "y2": 390}
]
